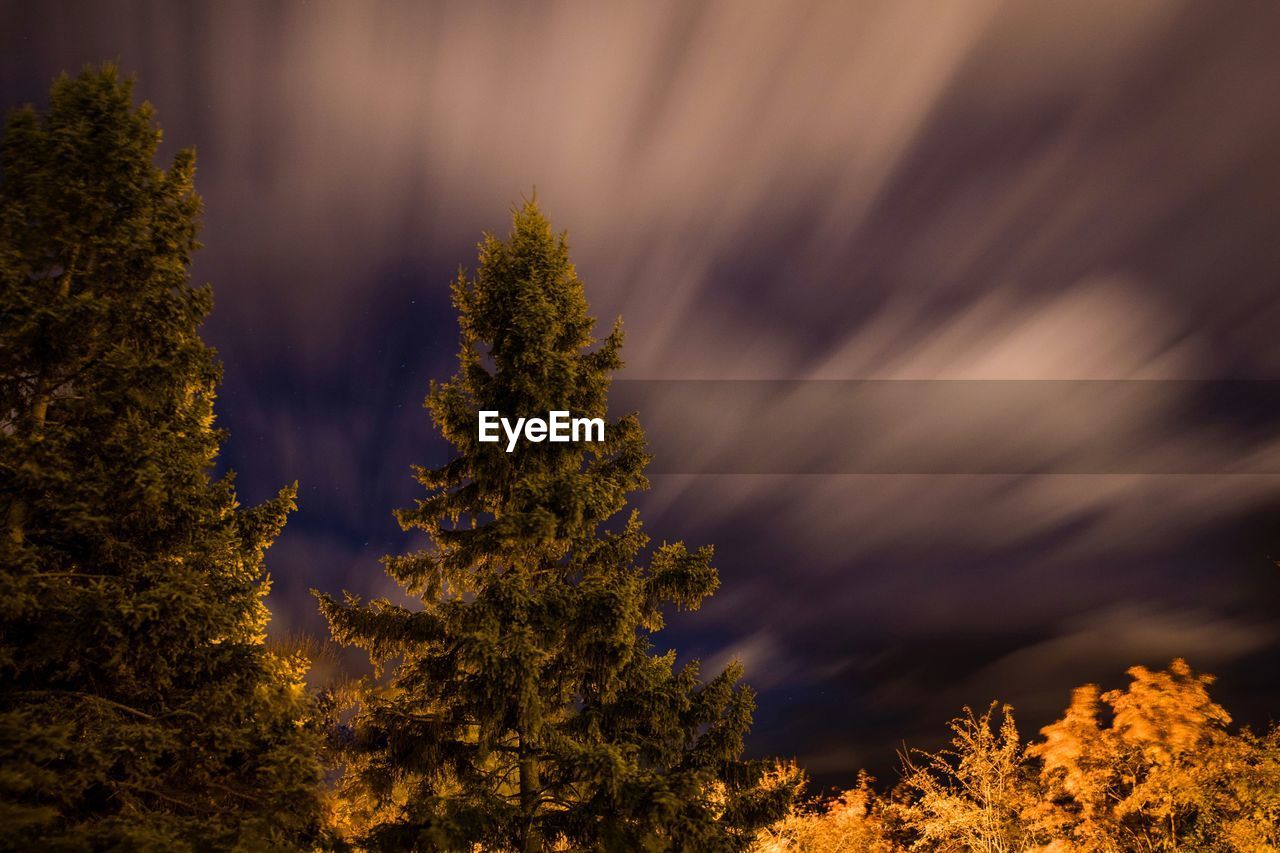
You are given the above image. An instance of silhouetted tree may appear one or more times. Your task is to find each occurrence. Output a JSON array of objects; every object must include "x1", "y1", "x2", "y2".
[
  {"x1": 0, "y1": 66, "x2": 324, "y2": 849},
  {"x1": 318, "y1": 201, "x2": 787, "y2": 851}
]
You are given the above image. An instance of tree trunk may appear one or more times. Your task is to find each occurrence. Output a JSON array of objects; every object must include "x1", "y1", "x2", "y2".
[{"x1": 518, "y1": 732, "x2": 543, "y2": 853}]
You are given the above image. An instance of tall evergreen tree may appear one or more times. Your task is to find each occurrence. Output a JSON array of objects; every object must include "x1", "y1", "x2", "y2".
[
  {"x1": 318, "y1": 201, "x2": 787, "y2": 851},
  {"x1": 0, "y1": 66, "x2": 324, "y2": 849}
]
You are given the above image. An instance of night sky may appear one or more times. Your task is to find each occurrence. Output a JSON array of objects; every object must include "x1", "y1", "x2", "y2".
[{"x1": 5, "y1": 0, "x2": 1280, "y2": 789}]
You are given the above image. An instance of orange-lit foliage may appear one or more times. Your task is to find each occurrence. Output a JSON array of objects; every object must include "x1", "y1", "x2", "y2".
[
  {"x1": 1030, "y1": 660, "x2": 1280, "y2": 850},
  {"x1": 752, "y1": 767, "x2": 895, "y2": 853},
  {"x1": 899, "y1": 703, "x2": 1050, "y2": 851},
  {"x1": 754, "y1": 660, "x2": 1280, "y2": 852}
]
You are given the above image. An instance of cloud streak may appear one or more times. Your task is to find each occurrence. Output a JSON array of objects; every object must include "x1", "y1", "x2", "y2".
[{"x1": 6, "y1": 0, "x2": 1280, "y2": 784}]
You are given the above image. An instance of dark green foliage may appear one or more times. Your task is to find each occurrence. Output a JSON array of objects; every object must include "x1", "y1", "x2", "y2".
[
  {"x1": 318, "y1": 202, "x2": 787, "y2": 851},
  {"x1": 0, "y1": 66, "x2": 324, "y2": 849}
]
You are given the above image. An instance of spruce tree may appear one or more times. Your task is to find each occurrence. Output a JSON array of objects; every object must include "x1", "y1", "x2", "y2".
[
  {"x1": 318, "y1": 201, "x2": 787, "y2": 851},
  {"x1": 0, "y1": 66, "x2": 324, "y2": 849}
]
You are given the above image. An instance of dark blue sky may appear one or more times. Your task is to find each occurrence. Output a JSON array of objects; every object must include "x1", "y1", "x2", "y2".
[{"x1": 5, "y1": 0, "x2": 1280, "y2": 788}]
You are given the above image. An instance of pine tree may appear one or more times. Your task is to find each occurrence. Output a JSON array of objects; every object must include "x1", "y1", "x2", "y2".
[
  {"x1": 318, "y1": 201, "x2": 787, "y2": 851},
  {"x1": 0, "y1": 66, "x2": 324, "y2": 849}
]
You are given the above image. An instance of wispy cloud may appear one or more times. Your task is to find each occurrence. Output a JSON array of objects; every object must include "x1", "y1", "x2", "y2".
[{"x1": 8, "y1": 0, "x2": 1280, "y2": 783}]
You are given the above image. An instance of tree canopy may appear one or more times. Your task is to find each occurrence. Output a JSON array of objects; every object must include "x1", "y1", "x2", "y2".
[
  {"x1": 0, "y1": 66, "x2": 324, "y2": 850},
  {"x1": 318, "y1": 201, "x2": 788, "y2": 852},
  {"x1": 753, "y1": 659, "x2": 1280, "y2": 852}
]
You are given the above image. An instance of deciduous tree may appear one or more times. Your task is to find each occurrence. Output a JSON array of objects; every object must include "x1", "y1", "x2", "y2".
[
  {"x1": 1031, "y1": 659, "x2": 1280, "y2": 850},
  {"x1": 898, "y1": 703, "x2": 1048, "y2": 852}
]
